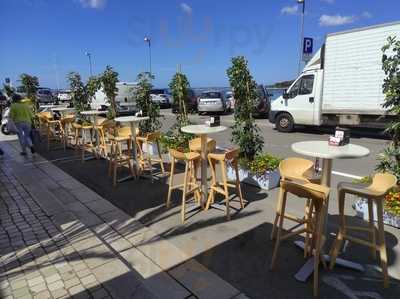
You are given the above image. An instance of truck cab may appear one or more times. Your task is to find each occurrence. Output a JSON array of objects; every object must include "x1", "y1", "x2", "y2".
[{"x1": 269, "y1": 49, "x2": 323, "y2": 132}]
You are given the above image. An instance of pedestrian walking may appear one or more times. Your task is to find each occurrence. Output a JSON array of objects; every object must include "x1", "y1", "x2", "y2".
[{"x1": 10, "y1": 94, "x2": 35, "y2": 155}]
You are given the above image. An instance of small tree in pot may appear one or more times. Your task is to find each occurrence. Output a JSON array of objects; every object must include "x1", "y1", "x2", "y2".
[
  {"x1": 160, "y1": 71, "x2": 194, "y2": 152},
  {"x1": 227, "y1": 56, "x2": 264, "y2": 160},
  {"x1": 135, "y1": 72, "x2": 161, "y2": 134},
  {"x1": 99, "y1": 66, "x2": 118, "y2": 119}
]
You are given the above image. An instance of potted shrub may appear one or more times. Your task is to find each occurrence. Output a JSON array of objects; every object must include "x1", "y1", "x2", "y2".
[
  {"x1": 135, "y1": 72, "x2": 162, "y2": 155},
  {"x1": 354, "y1": 36, "x2": 400, "y2": 227},
  {"x1": 160, "y1": 70, "x2": 195, "y2": 155},
  {"x1": 225, "y1": 56, "x2": 280, "y2": 190}
]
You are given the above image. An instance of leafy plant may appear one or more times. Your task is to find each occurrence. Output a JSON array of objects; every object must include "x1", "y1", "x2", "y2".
[
  {"x1": 135, "y1": 72, "x2": 161, "y2": 134},
  {"x1": 385, "y1": 191, "x2": 400, "y2": 216},
  {"x1": 67, "y1": 72, "x2": 100, "y2": 123},
  {"x1": 377, "y1": 36, "x2": 400, "y2": 180},
  {"x1": 99, "y1": 66, "x2": 118, "y2": 119},
  {"x1": 169, "y1": 72, "x2": 190, "y2": 127},
  {"x1": 227, "y1": 56, "x2": 264, "y2": 160},
  {"x1": 239, "y1": 153, "x2": 281, "y2": 176},
  {"x1": 20, "y1": 73, "x2": 39, "y2": 110},
  {"x1": 160, "y1": 71, "x2": 195, "y2": 152}
]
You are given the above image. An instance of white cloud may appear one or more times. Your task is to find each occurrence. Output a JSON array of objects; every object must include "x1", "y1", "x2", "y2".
[
  {"x1": 281, "y1": 5, "x2": 298, "y2": 15},
  {"x1": 321, "y1": 0, "x2": 335, "y2": 4},
  {"x1": 79, "y1": 0, "x2": 106, "y2": 9},
  {"x1": 361, "y1": 11, "x2": 373, "y2": 19},
  {"x1": 319, "y1": 14, "x2": 356, "y2": 26},
  {"x1": 180, "y1": 3, "x2": 192, "y2": 14}
]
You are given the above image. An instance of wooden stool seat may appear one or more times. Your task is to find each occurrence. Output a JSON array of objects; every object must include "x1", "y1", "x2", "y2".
[
  {"x1": 205, "y1": 147, "x2": 244, "y2": 220},
  {"x1": 330, "y1": 172, "x2": 398, "y2": 288},
  {"x1": 166, "y1": 149, "x2": 201, "y2": 223}
]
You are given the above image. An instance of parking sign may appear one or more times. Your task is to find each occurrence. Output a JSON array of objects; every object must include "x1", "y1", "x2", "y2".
[{"x1": 303, "y1": 37, "x2": 313, "y2": 62}]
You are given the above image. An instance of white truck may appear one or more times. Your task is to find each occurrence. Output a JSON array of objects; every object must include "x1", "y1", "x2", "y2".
[
  {"x1": 269, "y1": 21, "x2": 400, "y2": 132},
  {"x1": 91, "y1": 82, "x2": 138, "y2": 114}
]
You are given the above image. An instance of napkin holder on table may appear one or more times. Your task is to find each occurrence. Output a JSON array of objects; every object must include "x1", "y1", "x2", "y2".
[
  {"x1": 328, "y1": 127, "x2": 350, "y2": 146},
  {"x1": 206, "y1": 116, "x2": 220, "y2": 127}
]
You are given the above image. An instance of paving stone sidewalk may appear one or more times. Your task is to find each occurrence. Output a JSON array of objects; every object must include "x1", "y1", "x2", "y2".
[{"x1": 0, "y1": 141, "x2": 247, "y2": 299}]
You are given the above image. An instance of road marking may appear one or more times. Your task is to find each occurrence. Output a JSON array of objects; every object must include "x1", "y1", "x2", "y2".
[{"x1": 332, "y1": 170, "x2": 363, "y2": 180}]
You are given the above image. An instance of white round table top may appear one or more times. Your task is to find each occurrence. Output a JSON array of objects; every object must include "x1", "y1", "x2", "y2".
[
  {"x1": 80, "y1": 110, "x2": 105, "y2": 115},
  {"x1": 40, "y1": 105, "x2": 65, "y2": 108},
  {"x1": 181, "y1": 124, "x2": 227, "y2": 135},
  {"x1": 114, "y1": 116, "x2": 150, "y2": 123},
  {"x1": 292, "y1": 141, "x2": 370, "y2": 160},
  {"x1": 51, "y1": 107, "x2": 75, "y2": 112}
]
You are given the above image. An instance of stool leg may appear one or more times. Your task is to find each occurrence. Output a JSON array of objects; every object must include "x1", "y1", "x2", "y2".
[
  {"x1": 304, "y1": 198, "x2": 313, "y2": 258},
  {"x1": 313, "y1": 201, "x2": 325, "y2": 297},
  {"x1": 205, "y1": 158, "x2": 216, "y2": 211},
  {"x1": 166, "y1": 158, "x2": 175, "y2": 208},
  {"x1": 376, "y1": 199, "x2": 389, "y2": 288},
  {"x1": 234, "y1": 161, "x2": 244, "y2": 209},
  {"x1": 271, "y1": 186, "x2": 284, "y2": 241},
  {"x1": 181, "y1": 161, "x2": 189, "y2": 223},
  {"x1": 221, "y1": 162, "x2": 230, "y2": 220},
  {"x1": 367, "y1": 198, "x2": 377, "y2": 260},
  {"x1": 329, "y1": 191, "x2": 346, "y2": 269},
  {"x1": 156, "y1": 141, "x2": 165, "y2": 174},
  {"x1": 127, "y1": 140, "x2": 135, "y2": 178},
  {"x1": 146, "y1": 142, "x2": 153, "y2": 183},
  {"x1": 270, "y1": 190, "x2": 287, "y2": 270}
]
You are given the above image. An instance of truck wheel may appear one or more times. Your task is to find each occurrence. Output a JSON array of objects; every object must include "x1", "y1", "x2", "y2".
[
  {"x1": 275, "y1": 113, "x2": 294, "y2": 132},
  {"x1": 1, "y1": 124, "x2": 10, "y2": 135}
]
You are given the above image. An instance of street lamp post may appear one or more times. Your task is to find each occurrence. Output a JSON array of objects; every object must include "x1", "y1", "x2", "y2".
[
  {"x1": 144, "y1": 37, "x2": 152, "y2": 75},
  {"x1": 85, "y1": 52, "x2": 93, "y2": 77},
  {"x1": 297, "y1": 0, "x2": 305, "y2": 75}
]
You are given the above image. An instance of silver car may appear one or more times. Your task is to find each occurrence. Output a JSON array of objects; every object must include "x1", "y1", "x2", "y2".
[{"x1": 198, "y1": 91, "x2": 227, "y2": 114}]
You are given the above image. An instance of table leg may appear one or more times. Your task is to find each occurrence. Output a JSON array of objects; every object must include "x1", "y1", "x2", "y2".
[
  {"x1": 321, "y1": 158, "x2": 332, "y2": 187},
  {"x1": 200, "y1": 134, "x2": 208, "y2": 205},
  {"x1": 130, "y1": 122, "x2": 139, "y2": 175}
]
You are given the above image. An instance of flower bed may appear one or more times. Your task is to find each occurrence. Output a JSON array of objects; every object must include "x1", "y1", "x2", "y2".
[
  {"x1": 227, "y1": 153, "x2": 281, "y2": 190},
  {"x1": 354, "y1": 191, "x2": 400, "y2": 228}
]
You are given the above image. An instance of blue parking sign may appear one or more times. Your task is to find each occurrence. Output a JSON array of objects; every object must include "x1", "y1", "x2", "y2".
[{"x1": 302, "y1": 37, "x2": 313, "y2": 61}]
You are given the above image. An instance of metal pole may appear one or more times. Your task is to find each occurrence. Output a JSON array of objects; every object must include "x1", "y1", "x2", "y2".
[
  {"x1": 297, "y1": 0, "x2": 305, "y2": 75},
  {"x1": 88, "y1": 54, "x2": 93, "y2": 77},
  {"x1": 148, "y1": 40, "x2": 152, "y2": 75}
]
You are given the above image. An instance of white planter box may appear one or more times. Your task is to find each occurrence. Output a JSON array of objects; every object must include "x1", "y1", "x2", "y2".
[
  {"x1": 141, "y1": 143, "x2": 160, "y2": 156},
  {"x1": 354, "y1": 198, "x2": 400, "y2": 229},
  {"x1": 227, "y1": 165, "x2": 280, "y2": 190}
]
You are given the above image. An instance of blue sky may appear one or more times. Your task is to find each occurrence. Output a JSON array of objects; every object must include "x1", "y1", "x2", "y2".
[{"x1": 1, "y1": 0, "x2": 399, "y2": 89}]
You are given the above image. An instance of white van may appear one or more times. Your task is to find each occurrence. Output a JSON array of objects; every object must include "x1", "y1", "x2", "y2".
[
  {"x1": 269, "y1": 21, "x2": 400, "y2": 132},
  {"x1": 92, "y1": 82, "x2": 138, "y2": 113}
]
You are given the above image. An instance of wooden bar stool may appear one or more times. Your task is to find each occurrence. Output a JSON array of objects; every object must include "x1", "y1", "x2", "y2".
[
  {"x1": 329, "y1": 172, "x2": 398, "y2": 288},
  {"x1": 136, "y1": 131, "x2": 165, "y2": 182},
  {"x1": 41, "y1": 113, "x2": 63, "y2": 151},
  {"x1": 96, "y1": 119, "x2": 116, "y2": 159},
  {"x1": 270, "y1": 179, "x2": 330, "y2": 297},
  {"x1": 271, "y1": 157, "x2": 321, "y2": 258},
  {"x1": 60, "y1": 114, "x2": 75, "y2": 150},
  {"x1": 79, "y1": 123, "x2": 97, "y2": 162},
  {"x1": 166, "y1": 149, "x2": 201, "y2": 223},
  {"x1": 205, "y1": 148, "x2": 244, "y2": 220},
  {"x1": 109, "y1": 127, "x2": 136, "y2": 187}
]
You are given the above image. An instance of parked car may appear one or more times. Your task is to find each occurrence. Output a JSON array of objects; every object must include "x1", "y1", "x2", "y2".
[
  {"x1": 197, "y1": 91, "x2": 227, "y2": 114},
  {"x1": 37, "y1": 88, "x2": 54, "y2": 104},
  {"x1": 150, "y1": 89, "x2": 171, "y2": 108},
  {"x1": 172, "y1": 88, "x2": 197, "y2": 113},
  {"x1": 57, "y1": 90, "x2": 71, "y2": 103},
  {"x1": 92, "y1": 82, "x2": 138, "y2": 114}
]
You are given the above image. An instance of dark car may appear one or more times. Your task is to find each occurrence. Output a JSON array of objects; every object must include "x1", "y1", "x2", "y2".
[{"x1": 172, "y1": 88, "x2": 197, "y2": 113}]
